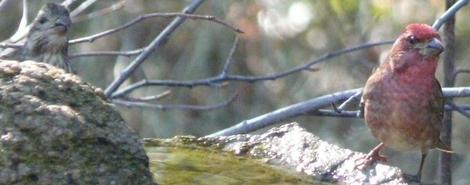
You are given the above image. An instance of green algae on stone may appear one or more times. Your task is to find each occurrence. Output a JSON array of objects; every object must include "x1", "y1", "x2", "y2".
[
  {"x1": 146, "y1": 123, "x2": 411, "y2": 184},
  {"x1": 146, "y1": 145, "x2": 330, "y2": 185}
]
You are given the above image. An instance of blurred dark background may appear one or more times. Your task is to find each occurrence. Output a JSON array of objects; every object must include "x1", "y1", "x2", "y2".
[{"x1": 1, "y1": 0, "x2": 469, "y2": 183}]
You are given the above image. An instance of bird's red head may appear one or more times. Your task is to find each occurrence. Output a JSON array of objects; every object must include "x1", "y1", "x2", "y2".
[
  {"x1": 404, "y1": 24, "x2": 440, "y2": 41},
  {"x1": 395, "y1": 24, "x2": 443, "y2": 58},
  {"x1": 386, "y1": 23, "x2": 444, "y2": 75}
]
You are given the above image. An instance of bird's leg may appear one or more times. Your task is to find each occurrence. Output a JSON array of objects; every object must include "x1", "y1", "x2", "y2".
[
  {"x1": 356, "y1": 143, "x2": 387, "y2": 169},
  {"x1": 417, "y1": 153, "x2": 426, "y2": 180},
  {"x1": 405, "y1": 153, "x2": 427, "y2": 182}
]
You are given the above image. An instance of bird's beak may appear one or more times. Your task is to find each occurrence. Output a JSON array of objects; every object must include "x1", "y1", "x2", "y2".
[
  {"x1": 422, "y1": 38, "x2": 444, "y2": 57},
  {"x1": 53, "y1": 17, "x2": 71, "y2": 34}
]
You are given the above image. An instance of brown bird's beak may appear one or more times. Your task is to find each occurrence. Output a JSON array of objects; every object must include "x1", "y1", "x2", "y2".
[
  {"x1": 423, "y1": 38, "x2": 444, "y2": 57},
  {"x1": 53, "y1": 17, "x2": 71, "y2": 34}
]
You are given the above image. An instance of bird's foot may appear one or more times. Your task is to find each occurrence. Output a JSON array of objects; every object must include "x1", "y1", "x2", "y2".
[
  {"x1": 355, "y1": 143, "x2": 387, "y2": 169},
  {"x1": 355, "y1": 151, "x2": 387, "y2": 169}
]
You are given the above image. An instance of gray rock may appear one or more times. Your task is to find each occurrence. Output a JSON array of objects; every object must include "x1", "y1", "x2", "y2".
[
  {"x1": 0, "y1": 60, "x2": 155, "y2": 185},
  {"x1": 199, "y1": 123, "x2": 410, "y2": 185}
]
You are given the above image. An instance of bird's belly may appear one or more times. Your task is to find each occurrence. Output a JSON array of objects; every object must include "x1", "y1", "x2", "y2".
[{"x1": 364, "y1": 96, "x2": 440, "y2": 151}]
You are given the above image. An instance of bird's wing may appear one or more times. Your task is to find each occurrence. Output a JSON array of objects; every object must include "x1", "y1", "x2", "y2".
[
  {"x1": 430, "y1": 78, "x2": 444, "y2": 122},
  {"x1": 431, "y1": 79, "x2": 453, "y2": 153},
  {"x1": 362, "y1": 71, "x2": 383, "y2": 102}
]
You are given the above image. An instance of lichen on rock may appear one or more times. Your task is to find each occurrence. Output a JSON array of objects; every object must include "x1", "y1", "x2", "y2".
[
  {"x1": 146, "y1": 123, "x2": 411, "y2": 184},
  {"x1": 0, "y1": 60, "x2": 156, "y2": 185}
]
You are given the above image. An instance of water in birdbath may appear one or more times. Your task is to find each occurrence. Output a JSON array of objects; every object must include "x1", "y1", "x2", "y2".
[{"x1": 146, "y1": 145, "x2": 331, "y2": 185}]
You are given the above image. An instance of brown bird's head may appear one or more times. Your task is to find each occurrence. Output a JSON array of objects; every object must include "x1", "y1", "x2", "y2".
[
  {"x1": 386, "y1": 24, "x2": 444, "y2": 75},
  {"x1": 33, "y1": 3, "x2": 71, "y2": 35},
  {"x1": 24, "y1": 3, "x2": 72, "y2": 72}
]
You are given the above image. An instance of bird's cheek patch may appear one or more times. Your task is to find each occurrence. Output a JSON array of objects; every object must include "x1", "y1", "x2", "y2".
[{"x1": 419, "y1": 48, "x2": 440, "y2": 59}]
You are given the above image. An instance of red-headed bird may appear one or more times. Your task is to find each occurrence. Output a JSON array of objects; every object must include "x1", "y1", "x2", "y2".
[{"x1": 359, "y1": 24, "x2": 451, "y2": 181}]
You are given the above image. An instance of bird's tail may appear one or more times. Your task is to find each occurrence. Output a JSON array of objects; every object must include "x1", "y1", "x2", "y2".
[{"x1": 436, "y1": 139, "x2": 454, "y2": 154}]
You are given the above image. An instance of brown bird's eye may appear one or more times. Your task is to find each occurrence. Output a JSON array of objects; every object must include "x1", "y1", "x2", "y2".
[
  {"x1": 408, "y1": 36, "x2": 418, "y2": 45},
  {"x1": 38, "y1": 17, "x2": 48, "y2": 24}
]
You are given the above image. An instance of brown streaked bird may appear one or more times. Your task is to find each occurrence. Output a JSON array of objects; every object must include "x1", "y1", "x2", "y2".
[
  {"x1": 358, "y1": 24, "x2": 452, "y2": 181},
  {"x1": 1, "y1": 3, "x2": 72, "y2": 72}
]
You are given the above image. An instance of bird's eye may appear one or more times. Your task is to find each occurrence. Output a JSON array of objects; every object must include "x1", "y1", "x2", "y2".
[
  {"x1": 38, "y1": 17, "x2": 48, "y2": 24},
  {"x1": 408, "y1": 36, "x2": 418, "y2": 45}
]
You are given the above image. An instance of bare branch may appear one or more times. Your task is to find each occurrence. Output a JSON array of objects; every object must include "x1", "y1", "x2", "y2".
[
  {"x1": 0, "y1": 0, "x2": 12, "y2": 11},
  {"x1": 454, "y1": 69, "x2": 470, "y2": 75},
  {"x1": 208, "y1": 88, "x2": 362, "y2": 137},
  {"x1": 0, "y1": 43, "x2": 22, "y2": 49},
  {"x1": 337, "y1": 90, "x2": 362, "y2": 111},
  {"x1": 312, "y1": 109, "x2": 359, "y2": 118},
  {"x1": 61, "y1": 0, "x2": 79, "y2": 8},
  {"x1": 208, "y1": 87, "x2": 470, "y2": 137},
  {"x1": 446, "y1": 101, "x2": 470, "y2": 118},
  {"x1": 311, "y1": 104, "x2": 470, "y2": 118},
  {"x1": 221, "y1": 36, "x2": 239, "y2": 76},
  {"x1": 103, "y1": 0, "x2": 207, "y2": 97},
  {"x1": 69, "y1": 36, "x2": 238, "y2": 60},
  {"x1": 70, "y1": 12, "x2": 242, "y2": 45},
  {"x1": 112, "y1": 92, "x2": 238, "y2": 111},
  {"x1": 110, "y1": 40, "x2": 394, "y2": 98},
  {"x1": 432, "y1": 0, "x2": 468, "y2": 30},
  {"x1": 69, "y1": 48, "x2": 144, "y2": 59},
  {"x1": 72, "y1": 0, "x2": 126, "y2": 23},
  {"x1": 121, "y1": 90, "x2": 172, "y2": 102},
  {"x1": 20, "y1": 0, "x2": 28, "y2": 28},
  {"x1": 453, "y1": 68, "x2": 470, "y2": 81},
  {"x1": 70, "y1": 0, "x2": 97, "y2": 17},
  {"x1": 8, "y1": 0, "x2": 30, "y2": 43}
]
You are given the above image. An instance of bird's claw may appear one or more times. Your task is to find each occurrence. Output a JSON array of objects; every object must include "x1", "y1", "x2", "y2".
[{"x1": 355, "y1": 150, "x2": 387, "y2": 170}]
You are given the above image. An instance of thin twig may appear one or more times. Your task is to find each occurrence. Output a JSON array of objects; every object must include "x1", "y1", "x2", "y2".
[
  {"x1": 0, "y1": 43, "x2": 22, "y2": 49},
  {"x1": 70, "y1": 0, "x2": 97, "y2": 17},
  {"x1": 337, "y1": 90, "x2": 362, "y2": 111},
  {"x1": 69, "y1": 48, "x2": 144, "y2": 59},
  {"x1": 312, "y1": 109, "x2": 359, "y2": 117},
  {"x1": 331, "y1": 103, "x2": 340, "y2": 113},
  {"x1": 103, "y1": 0, "x2": 207, "y2": 97},
  {"x1": 0, "y1": 0, "x2": 12, "y2": 11},
  {"x1": 208, "y1": 87, "x2": 470, "y2": 136},
  {"x1": 121, "y1": 90, "x2": 172, "y2": 102},
  {"x1": 70, "y1": 12, "x2": 241, "y2": 45},
  {"x1": 7, "y1": 0, "x2": 29, "y2": 43},
  {"x1": 69, "y1": 37, "x2": 237, "y2": 59},
  {"x1": 113, "y1": 92, "x2": 238, "y2": 111},
  {"x1": 19, "y1": 0, "x2": 28, "y2": 29},
  {"x1": 453, "y1": 68, "x2": 470, "y2": 81},
  {"x1": 221, "y1": 36, "x2": 239, "y2": 76},
  {"x1": 61, "y1": 0, "x2": 79, "y2": 8},
  {"x1": 446, "y1": 101, "x2": 470, "y2": 118},
  {"x1": 110, "y1": 40, "x2": 394, "y2": 98},
  {"x1": 310, "y1": 104, "x2": 470, "y2": 118},
  {"x1": 454, "y1": 69, "x2": 470, "y2": 75},
  {"x1": 72, "y1": 0, "x2": 127, "y2": 23},
  {"x1": 208, "y1": 88, "x2": 362, "y2": 137},
  {"x1": 432, "y1": 0, "x2": 468, "y2": 30}
]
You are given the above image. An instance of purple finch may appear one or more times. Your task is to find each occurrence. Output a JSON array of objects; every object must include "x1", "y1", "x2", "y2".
[{"x1": 360, "y1": 24, "x2": 451, "y2": 181}]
